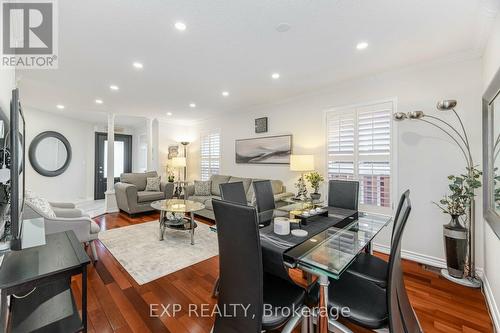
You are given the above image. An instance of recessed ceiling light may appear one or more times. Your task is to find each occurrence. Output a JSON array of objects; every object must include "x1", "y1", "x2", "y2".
[
  {"x1": 174, "y1": 21, "x2": 187, "y2": 31},
  {"x1": 110, "y1": 85, "x2": 119, "y2": 91},
  {"x1": 189, "y1": 103, "x2": 196, "y2": 108},
  {"x1": 166, "y1": 112, "x2": 173, "y2": 116},
  {"x1": 275, "y1": 23, "x2": 291, "y2": 32},
  {"x1": 222, "y1": 91, "x2": 229, "y2": 97},
  {"x1": 356, "y1": 41, "x2": 369, "y2": 50},
  {"x1": 133, "y1": 62, "x2": 143, "y2": 69},
  {"x1": 271, "y1": 73, "x2": 280, "y2": 79},
  {"x1": 56, "y1": 104, "x2": 65, "y2": 110},
  {"x1": 95, "y1": 99, "x2": 103, "y2": 104}
]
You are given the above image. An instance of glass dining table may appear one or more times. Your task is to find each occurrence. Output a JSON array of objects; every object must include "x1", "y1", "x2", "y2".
[{"x1": 210, "y1": 208, "x2": 392, "y2": 333}]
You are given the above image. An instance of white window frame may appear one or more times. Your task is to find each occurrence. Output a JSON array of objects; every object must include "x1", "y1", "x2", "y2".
[
  {"x1": 200, "y1": 128, "x2": 222, "y2": 181},
  {"x1": 324, "y1": 98, "x2": 398, "y2": 215}
]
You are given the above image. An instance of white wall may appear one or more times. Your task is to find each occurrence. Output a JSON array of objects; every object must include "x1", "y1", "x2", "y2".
[
  {"x1": 24, "y1": 108, "x2": 94, "y2": 202},
  {"x1": 482, "y1": 12, "x2": 500, "y2": 330},
  {"x1": 193, "y1": 55, "x2": 484, "y2": 264},
  {"x1": 158, "y1": 121, "x2": 197, "y2": 181},
  {"x1": 0, "y1": 68, "x2": 15, "y2": 123}
]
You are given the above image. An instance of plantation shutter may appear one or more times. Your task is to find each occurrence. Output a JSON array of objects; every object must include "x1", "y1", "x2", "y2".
[
  {"x1": 200, "y1": 129, "x2": 221, "y2": 181},
  {"x1": 326, "y1": 101, "x2": 393, "y2": 213}
]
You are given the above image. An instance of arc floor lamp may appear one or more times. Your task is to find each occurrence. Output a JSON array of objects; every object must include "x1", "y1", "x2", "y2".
[{"x1": 394, "y1": 100, "x2": 481, "y2": 288}]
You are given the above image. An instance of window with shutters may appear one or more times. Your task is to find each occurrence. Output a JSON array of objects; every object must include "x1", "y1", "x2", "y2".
[
  {"x1": 326, "y1": 100, "x2": 394, "y2": 214},
  {"x1": 200, "y1": 129, "x2": 221, "y2": 181}
]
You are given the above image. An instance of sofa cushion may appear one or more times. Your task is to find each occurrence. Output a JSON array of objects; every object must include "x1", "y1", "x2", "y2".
[
  {"x1": 228, "y1": 177, "x2": 253, "y2": 194},
  {"x1": 194, "y1": 180, "x2": 212, "y2": 196},
  {"x1": 25, "y1": 190, "x2": 57, "y2": 218},
  {"x1": 270, "y1": 180, "x2": 283, "y2": 194},
  {"x1": 189, "y1": 195, "x2": 212, "y2": 204},
  {"x1": 137, "y1": 191, "x2": 165, "y2": 203},
  {"x1": 203, "y1": 196, "x2": 221, "y2": 210},
  {"x1": 146, "y1": 177, "x2": 161, "y2": 191},
  {"x1": 210, "y1": 175, "x2": 231, "y2": 196},
  {"x1": 121, "y1": 171, "x2": 158, "y2": 191}
]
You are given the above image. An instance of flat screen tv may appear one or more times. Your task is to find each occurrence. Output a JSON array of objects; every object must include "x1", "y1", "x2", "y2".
[{"x1": 9, "y1": 88, "x2": 25, "y2": 251}]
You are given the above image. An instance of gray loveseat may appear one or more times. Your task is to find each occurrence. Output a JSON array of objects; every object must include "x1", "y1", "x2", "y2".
[
  {"x1": 185, "y1": 174, "x2": 294, "y2": 220},
  {"x1": 115, "y1": 171, "x2": 175, "y2": 215}
]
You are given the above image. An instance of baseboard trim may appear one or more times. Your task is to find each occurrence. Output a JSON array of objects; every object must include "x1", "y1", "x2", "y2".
[
  {"x1": 372, "y1": 243, "x2": 447, "y2": 268},
  {"x1": 482, "y1": 274, "x2": 500, "y2": 332}
]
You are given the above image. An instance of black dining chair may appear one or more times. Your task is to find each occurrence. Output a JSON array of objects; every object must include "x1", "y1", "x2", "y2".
[
  {"x1": 326, "y1": 190, "x2": 422, "y2": 333},
  {"x1": 253, "y1": 180, "x2": 287, "y2": 226},
  {"x1": 211, "y1": 199, "x2": 306, "y2": 333},
  {"x1": 327, "y1": 179, "x2": 359, "y2": 210},
  {"x1": 211, "y1": 182, "x2": 248, "y2": 298},
  {"x1": 219, "y1": 181, "x2": 248, "y2": 205},
  {"x1": 346, "y1": 190, "x2": 409, "y2": 288}
]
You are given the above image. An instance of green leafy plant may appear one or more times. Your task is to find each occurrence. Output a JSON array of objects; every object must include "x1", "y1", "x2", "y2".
[
  {"x1": 433, "y1": 166, "x2": 482, "y2": 217},
  {"x1": 305, "y1": 171, "x2": 324, "y2": 194}
]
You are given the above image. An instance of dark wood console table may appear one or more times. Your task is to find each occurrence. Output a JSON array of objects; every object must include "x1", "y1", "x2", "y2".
[{"x1": 0, "y1": 231, "x2": 90, "y2": 332}]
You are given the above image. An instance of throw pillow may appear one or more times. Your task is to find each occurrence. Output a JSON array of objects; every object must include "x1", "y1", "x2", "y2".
[
  {"x1": 194, "y1": 180, "x2": 211, "y2": 196},
  {"x1": 146, "y1": 177, "x2": 161, "y2": 191},
  {"x1": 25, "y1": 190, "x2": 57, "y2": 219}
]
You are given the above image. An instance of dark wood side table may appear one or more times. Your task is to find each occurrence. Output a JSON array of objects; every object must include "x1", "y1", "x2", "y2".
[{"x1": 0, "y1": 231, "x2": 91, "y2": 332}]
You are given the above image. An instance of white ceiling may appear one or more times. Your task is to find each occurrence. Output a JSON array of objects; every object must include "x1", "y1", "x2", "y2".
[{"x1": 16, "y1": 0, "x2": 498, "y2": 125}]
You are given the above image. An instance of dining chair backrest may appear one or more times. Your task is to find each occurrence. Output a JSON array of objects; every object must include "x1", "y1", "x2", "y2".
[
  {"x1": 328, "y1": 180, "x2": 359, "y2": 210},
  {"x1": 252, "y1": 180, "x2": 275, "y2": 224},
  {"x1": 387, "y1": 190, "x2": 422, "y2": 333},
  {"x1": 219, "y1": 182, "x2": 248, "y2": 205},
  {"x1": 212, "y1": 199, "x2": 263, "y2": 333},
  {"x1": 391, "y1": 189, "x2": 410, "y2": 244}
]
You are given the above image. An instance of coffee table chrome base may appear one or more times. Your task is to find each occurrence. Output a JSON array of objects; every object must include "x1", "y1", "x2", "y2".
[{"x1": 158, "y1": 211, "x2": 196, "y2": 245}]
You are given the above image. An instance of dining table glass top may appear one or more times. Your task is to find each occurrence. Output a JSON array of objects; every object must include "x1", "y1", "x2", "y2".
[
  {"x1": 151, "y1": 199, "x2": 205, "y2": 213},
  {"x1": 284, "y1": 212, "x2": 392, "y2": 279}
]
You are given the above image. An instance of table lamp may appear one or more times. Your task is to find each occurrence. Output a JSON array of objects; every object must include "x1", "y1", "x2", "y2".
[
  {"x1": 290, "y1": 155, "x2": 314, "y2": 200},
  {"x1": 171, "y1": 157, "x2": 186, "y2": 198}
]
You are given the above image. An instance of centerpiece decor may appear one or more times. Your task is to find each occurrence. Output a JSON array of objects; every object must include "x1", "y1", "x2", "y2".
[
  {"x1": 306, "y1": 171, "x2": 324, "y2": 201},
  {"x1": 393, "y1": 99, "x2": 482, "y2": 288}
]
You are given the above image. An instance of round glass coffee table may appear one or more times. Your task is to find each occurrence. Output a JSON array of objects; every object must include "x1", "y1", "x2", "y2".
[{"x1": 151, "y1": 199, "x2": 205, "y2": 245}]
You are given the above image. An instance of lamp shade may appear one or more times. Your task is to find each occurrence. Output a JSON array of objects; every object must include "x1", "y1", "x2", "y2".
[
  {"x1": 171, "y1": 157, "x2": 186, "y2": 168},
  {"x1": 290, "y1": 155, "x2": 314, "y2": 172}
]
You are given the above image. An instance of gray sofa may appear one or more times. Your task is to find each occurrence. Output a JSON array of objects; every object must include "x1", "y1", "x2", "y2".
[
  {"x1": 185, "y1": 174, "x2": 294, "y2": 220},
  {"x1": 115, "y1": 171, "x2": 175, "y2": 214}
]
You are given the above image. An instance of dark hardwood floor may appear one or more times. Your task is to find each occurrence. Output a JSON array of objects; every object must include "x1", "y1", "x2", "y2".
[{"x1": 70, "y1": 211, "x2": 494, "y2": 333}]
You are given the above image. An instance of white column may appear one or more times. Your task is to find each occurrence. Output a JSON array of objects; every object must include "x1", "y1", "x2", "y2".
[
  {"x1": 152, "y1": 118, "x2": 160, "y2": 172},
  {"x1": 105, "y1": 113, "x2": 119, "y2": 213},
  {"x1": 146, "y1": 118, "x2": 153, "y2": 171}
]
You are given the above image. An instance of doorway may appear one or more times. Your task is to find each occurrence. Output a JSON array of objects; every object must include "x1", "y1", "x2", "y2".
[{"x1": 94, "y1": 132, "x2": 132, "y2": 200}]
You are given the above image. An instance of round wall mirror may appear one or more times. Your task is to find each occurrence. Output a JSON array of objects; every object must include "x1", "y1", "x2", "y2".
[{"x1": 29, "y1": 131, "x2": 72, "y2": 177}]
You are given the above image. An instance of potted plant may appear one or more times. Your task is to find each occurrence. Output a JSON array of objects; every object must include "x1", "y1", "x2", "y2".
[
  {"x1": 305, "y1": 171, "x2": 324, "y2": 201},
  {"x1": 433, "y1": 167, "x2": 481, "y2": 278}
]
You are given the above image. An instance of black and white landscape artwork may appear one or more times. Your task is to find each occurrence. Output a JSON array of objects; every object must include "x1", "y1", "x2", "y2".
[{"x1": 235, "y1": 135, "x2": 292, "y2": 164}]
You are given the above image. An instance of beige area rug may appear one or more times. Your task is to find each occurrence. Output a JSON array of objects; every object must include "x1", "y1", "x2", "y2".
[{"x1": 98, "y1": 220, "x2": 219, "y2": 285}]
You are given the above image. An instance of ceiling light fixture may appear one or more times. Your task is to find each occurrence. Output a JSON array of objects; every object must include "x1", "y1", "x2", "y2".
[
  {"x1": 275, "y1": 23, "x2": 291, "y2": 32},
  {"x1": 356, "y1": 41, "x2": 369, "y2": 50},
  {"x1": 222, "y1": 91, "x2": 229, "y2": 97},
  {"x1": 271, "y1": 73, "x2": 280, "y2": 79},
  {"x1": 110, "y1": 85, "x2": 119, "y2": 91},
  {"x1": 133, "y1": 62, "x2": 143, "y2": 69},
  {"x1": 174, "y1": 21, "x2": 187, "y2": 31},
  {"x1": 166, "y1": 112, "x2": 173, "y2": 116},
  {"x1": 95, "y1": 99, "x2": 103, "y2": 104},
  {"x1": 189, "y1": 103, "x2": 196, "y2": 108},
  {"x1": 56, "y1": 104, "x2": 65, "y2": 110}
]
